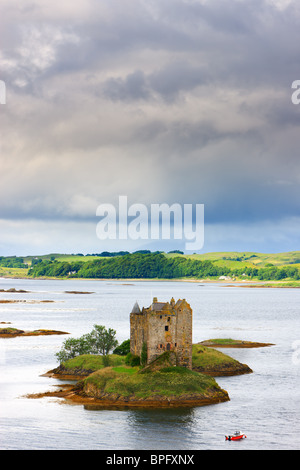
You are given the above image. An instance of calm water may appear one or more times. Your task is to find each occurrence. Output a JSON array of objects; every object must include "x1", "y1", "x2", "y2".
[{"x1": 0, "y1": 278, "x2": 299, "y2": 450}]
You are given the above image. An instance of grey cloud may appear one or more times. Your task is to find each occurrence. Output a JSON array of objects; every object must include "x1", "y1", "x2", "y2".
[
  {"x1": 0, "y1": 0, "x2": 299, "y2": 254},
  {"x1": 103, "y1": 70, "x2": 150, "y2": 101},
  {"x1": 3, "y1": 0, "x2": 300, "y2": 97},
  {"x1": 102, "y1": 62, "x2": 209, "y2": 102}
]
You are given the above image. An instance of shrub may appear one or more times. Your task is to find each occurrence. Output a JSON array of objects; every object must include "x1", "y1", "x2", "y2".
[
  {"x1": 113, "y1": 339, "x2": 130, "y2": 356},
  {"x1": 140, "y1": 342, "x2": 147, "y2": 367},
  {"x1": 125, "y1": 352, "x2": 140, "y2": 366}
]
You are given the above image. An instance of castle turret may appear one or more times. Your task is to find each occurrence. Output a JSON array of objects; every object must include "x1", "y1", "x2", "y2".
[{"x1": 131, "y1": 301, "x2": 141, "y2": 314}]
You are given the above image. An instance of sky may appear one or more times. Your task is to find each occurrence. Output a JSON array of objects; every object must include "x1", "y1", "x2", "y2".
[{"x1": 0, "y1": 0, "x2": 299, "y2": 256}]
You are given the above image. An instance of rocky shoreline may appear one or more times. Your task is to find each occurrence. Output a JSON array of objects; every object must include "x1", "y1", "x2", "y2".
[
  {"x1": 192, "y1": 361, "x2": 252, "y2": 376},
  {"x1": 27, "y1": 382, "x2": 229, "y2": 408},
  {"x1": 31, "y1": 368, "x2": 230, "y2": 409}
]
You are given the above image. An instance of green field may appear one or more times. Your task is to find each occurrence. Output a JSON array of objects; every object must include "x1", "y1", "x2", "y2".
[{"x1": 165, "y1": 250, "x2": 300, "y2": 268}]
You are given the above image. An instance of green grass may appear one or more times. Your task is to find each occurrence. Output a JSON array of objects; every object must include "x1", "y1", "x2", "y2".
[
  {"x1": 0, "y1": 266, "x2": 28, "y2": 278},
  {"x1": 62, "y1": 345, "x2": 247, "y2": 377},
  {"x1": 192, "y1": 344, "x2": 239, "y2": 368},
  {"x1": 23, "y1": 253, "x2": 105, "y2": 265},
  {"x1": 62, "y1": 354, "x2": 125, "y2": 371},
  {"x1": 112, "y1": 366, "x2": 139, "y2": 375},
  {"x1": 204, "y1": 338, "x2": 237, "y2": 345},
  {"x1": 251, "y1": 280, "x2": 300, "y2": 288},
  {"x1": 83, "y1": 365, "x2": 219, "y2": 399}
]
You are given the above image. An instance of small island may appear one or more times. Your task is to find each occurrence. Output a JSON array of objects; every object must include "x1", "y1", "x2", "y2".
[
  {"x1": 0, "y1": 288, "x2": 31, "y2": 293},
  {"x1": 192, "y1": 343, "x2": 253, "y2": 376},
  {"x1": 35, "y1": 342, "x2": 253, "y2": 407},
  {"x1": 36, "y1": 351, "x2": 230, "y2": 408},
  {"x1": 27, "y1": 298, "x2": 268, "y2": 408},
  {"x1": 0, "y1": 327, "x2": 69, "y2": 338},
  {"x1": 199, "y1": 338, "x2": 274, "y2": 348},
  {"x1": 0, "y1": 299, "x2": 54, "y2": 304}
]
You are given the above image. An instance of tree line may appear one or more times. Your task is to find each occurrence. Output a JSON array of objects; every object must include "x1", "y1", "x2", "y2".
[
  {"x1": 0, "y1": 256, "x2": 28, "y2": 268},
  {"x1": 27, "y1": 252, "x2": 300, "y2": 281}
]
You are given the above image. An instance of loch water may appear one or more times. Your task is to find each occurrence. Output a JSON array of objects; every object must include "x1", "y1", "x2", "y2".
[{"x1": 0, "y1": 278, "x2": 299, "y2": 450}]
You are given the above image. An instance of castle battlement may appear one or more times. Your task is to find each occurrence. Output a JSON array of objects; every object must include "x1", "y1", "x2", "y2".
[{"x1": 130, "y1": 297, "x2": 193, "y2": 369}]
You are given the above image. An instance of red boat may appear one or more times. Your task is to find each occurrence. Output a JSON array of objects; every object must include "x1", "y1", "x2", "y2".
[{"x1": 225, "y1": 431, "x2": 247, "y2": 441}]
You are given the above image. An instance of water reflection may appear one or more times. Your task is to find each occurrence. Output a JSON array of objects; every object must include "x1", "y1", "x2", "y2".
[
  {"x1": 127, "y1": 407, "x2": 196, "y2": 427},
  {"x1": 125, "y1": 408, "x2": 198, "y2": 449}
]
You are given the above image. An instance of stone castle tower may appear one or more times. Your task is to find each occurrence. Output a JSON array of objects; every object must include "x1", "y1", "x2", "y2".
[{"x1": 130, "y1": 297, "x2": 193, "y2": 369}]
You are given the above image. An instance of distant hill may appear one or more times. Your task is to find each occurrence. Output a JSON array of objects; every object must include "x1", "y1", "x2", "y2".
[
  {"x1": 165, "y1": 250, "x2": 300, "y2": 269},
  {"x1": 22, "y1": 249, "x2": 300, "y2": 266},
  {"x1": 1, "y1": 251, "x2": 299, "y2": 282}
]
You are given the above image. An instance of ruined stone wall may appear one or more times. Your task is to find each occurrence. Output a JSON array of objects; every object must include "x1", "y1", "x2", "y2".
[
  {"x1": 174, "y1": 303, "x2": 193, "y2": 369},
  {"x1": 130, "y1": 311, "x2": 147, "y2": 356},
  {"x1": 147, "y1": 311, "x2": 177, "y2": 363},
  {"x1": 130, "y1": 298, "x2": 193, "y2": 369}
]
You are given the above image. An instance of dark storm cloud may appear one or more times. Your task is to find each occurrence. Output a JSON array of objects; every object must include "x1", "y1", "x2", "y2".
[
  {"x1": 0, "y1": 0, "x2": 299, "y2": 253},
  {"x1": 102, "y1": 61, "x2": 209, "y2": 102}
]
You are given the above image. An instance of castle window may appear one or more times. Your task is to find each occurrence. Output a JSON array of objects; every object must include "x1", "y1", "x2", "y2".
[
  {"x1": 165, "y1": 325, "x2": 169, "y2": 331},
  {"x1": 167, "y1": 317, "x2": 170, "y2": 322},
  {"x1": 160, "y1": 315, "x2": 162, "y2": 319},
  {"x1": 167, "y1": 343, "x2": 170, "y2": 351},
  {"x1": 175, "y1": 343, "x2": 177, "y2": 347}
]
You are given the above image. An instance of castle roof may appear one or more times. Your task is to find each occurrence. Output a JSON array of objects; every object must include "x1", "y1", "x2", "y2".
[
  {"x1": 151, "y1": 302, "x2": 166, "y2": 311},
  {"x1": 131, "y1": 301, "x2": 141, "y2": 314},
  {"x1": 174, "y1": 299, "x2": 191, "y2": 310},
  {"x1": 146, "y1": 297, "x2": 190, "y2": 314},
  {"x1": 162, "y1": 302, "x2": 171, "y2": 310}
]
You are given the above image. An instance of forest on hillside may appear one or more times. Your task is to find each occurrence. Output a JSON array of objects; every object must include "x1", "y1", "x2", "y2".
[{"x1": 27, "y1": 252, "x2": 300, "y2": 281}]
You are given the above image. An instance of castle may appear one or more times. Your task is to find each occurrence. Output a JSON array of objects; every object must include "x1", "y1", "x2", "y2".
[{"x1": 130, "y1": 297, "x2": 193, "y2": 369}]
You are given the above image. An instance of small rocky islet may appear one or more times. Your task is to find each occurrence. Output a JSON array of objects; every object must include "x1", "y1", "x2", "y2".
[
  {"x1": 199, "y1": 338, "x2": 274, "y2": 348},
  {"x1": 0, "y1": 327, "x2": 69, "y2": 337},
  {"x1": 30, "y1": 340, "x2": 271, "y2": 408},
  {"x1": 37, "y1": 350, "x2": 231, "y2": 408}
]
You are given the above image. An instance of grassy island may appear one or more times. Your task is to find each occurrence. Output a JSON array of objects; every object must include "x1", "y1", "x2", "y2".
[
  {"x1": 199, "y1": 339, "x2": 274, "y2": 348},
  {"x1": 192, "y1": 343, "x2": 253, "y2": 376},
  {"x1": 76, "y1": 364, "x2": 229, "y2": 407},
  {"x1": 37, "y1": 342, "x2": 258, "y2": 407},
  {"x1": 41, "y1": 351, "x2": 230, "y2": 408}
]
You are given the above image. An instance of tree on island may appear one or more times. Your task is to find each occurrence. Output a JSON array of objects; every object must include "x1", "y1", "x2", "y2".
[{"x1": 56, "y1": 324, "x2": 118, "y2": 363}]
